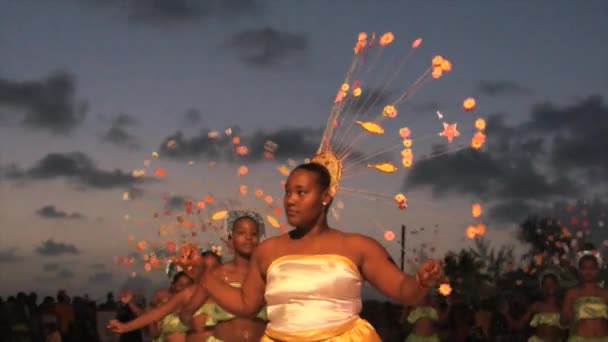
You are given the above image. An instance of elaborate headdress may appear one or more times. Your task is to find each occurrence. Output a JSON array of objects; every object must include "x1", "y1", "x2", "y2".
[
  {"x1": 297, "y1": 32, "x2": 484, "y2": 213},
  {"x1": 223, "y1": 209, "x2": 266, "y2": 241},
  {"x1": 165, "y1": 242, "x2": 223, "y2": 278}
]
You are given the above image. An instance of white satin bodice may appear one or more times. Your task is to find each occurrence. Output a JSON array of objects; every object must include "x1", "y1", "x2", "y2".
[{"x1": 264, "y1": 254, "x2": 362, "y2": 333}]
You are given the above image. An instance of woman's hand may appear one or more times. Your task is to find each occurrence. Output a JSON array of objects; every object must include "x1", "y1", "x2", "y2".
[
  {"x1": 107, "y1": 320, "x2": 127, "y2": 334},
  {"x1": 415, "y1": 259, "x2": 445, "y2": 287}
]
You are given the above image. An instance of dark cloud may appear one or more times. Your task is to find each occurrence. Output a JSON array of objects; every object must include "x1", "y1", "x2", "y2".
[
  {"x1": 246, "y1": 126, "x2": 320, "y2": 160},
  {"x1": 182, "y1": 108, "x2": 203, "y2": 125},
  {"x1": 58, "y1": 268, "x2": 75, "y2": 279},
  {"x1": 127, "y1": 187, "x2": 146, "y2": 200},
  {"x1": 0, "y1": 248, "x2": 23, "y2": 263},
  {"x1": 90, "y1": 263, "x2": 106, "y2": 270},
  {"x1": 0, "y1": 72, "x2": 87, "y2": 134},
  {"x1": 487, "y1": 200, "x2": 540, "y2": 224},
  {"x1": 4, "y1": 152, "x2": 147, "y2": 190},
  {"x1": 89, "y1": 271, "x2": 113, "y2": 284},
  {"x1": 87, "y1": 0, "x2": 260, "y2": 27},
  {"x1": 409, "y1": 101, "x2": 440, "y2": 114},
  {"x1": 405, "y1": 95, "x2": 607, "y2": 225},
  {"x1": 35, "y1": 239, "x2": 81, "y2": 256},
  {"x1": 159, "y1": 126, "x2": 320, "y2": 162},
  {"x1": 477, "y1": 80, "x2": 533, "y2": 97},
  {"x1": 165, "y1": 195, "x2": 186, "y2": 210},
  {"x1": 100, "y1": 113, "x2": 140, "y2": 149},
  {"x1": 525, "y1": 96, "x2": 608, "y2": 182},
  {"x1": 224, "y1": 27, "x2": 309, "y2": 67},
  {"x1": 36, "y1": 205, "x2": 84, "y2": 219},
  {"x1": 159, "y1": 130, "x2": 239, "y2": 161},
  {"x1": 42, "y1": 263, "x2": 61, "y2": 272}
]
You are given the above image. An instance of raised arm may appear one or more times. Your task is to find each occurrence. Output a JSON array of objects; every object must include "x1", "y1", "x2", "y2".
[
  {"x1": 358, "y1": 235, "x2": 437, "y2": 305},
  {"x1": 203, "y1": 247, "x2": 266, "y2": 317},
  {"x1": 179, "y1": 284, "x2": 208, "y2": 326},
  {"x1": 108, "y1": 290, "x2": 187, "y2": 333}
]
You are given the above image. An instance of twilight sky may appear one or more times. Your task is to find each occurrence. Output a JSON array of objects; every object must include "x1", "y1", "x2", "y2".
[{"x1": 1, "y1": 0, "x2": 608, "y2": 300}]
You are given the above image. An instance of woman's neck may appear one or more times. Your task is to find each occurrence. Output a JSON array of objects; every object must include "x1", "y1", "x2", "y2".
[
  {"x1": 581, "y1": 282, "x2": 598, "y2": 290},
  {"x1": 293, "y1": 217, "x2": 329, "y2": 239},
  {"x1": 232, "y1": 254, "x2": 250, "y2": 268}
]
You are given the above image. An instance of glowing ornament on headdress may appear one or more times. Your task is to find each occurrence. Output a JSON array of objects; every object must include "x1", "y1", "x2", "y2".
[
  {"x1": 439, "y1": 122, "x2": 460, "y2": 143},
  {"x1": 383, "y1": 105, "x2": 398, "y2": 118},
  {"x1": 368, "y1": 162, "x2": 398, "y2": 173},
  {"x1": 399, "y1": 127, "x2": 411, "y2": 139},
  {"x1": 277, "y1": 31, "x2": 482, "y2": 220},
  {"x1": 463, "y1": 97, "x2": 476, "y2": 111},
  {"x1": 356, "y1": 121, "x2": 384, "y2": 135},
  {"x1": 471, "y1": 131, "x2": 486, "y2": 150},
  {"x1": 475, "y1": 118, "x2": 486, "y2": 131}
]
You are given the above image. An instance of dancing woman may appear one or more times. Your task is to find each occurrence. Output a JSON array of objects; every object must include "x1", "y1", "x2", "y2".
[
  {"x1": 108, "y1": 253, "x2": 219, "y2": 341},
  {"x1": 197, "y1": 162, "x2": 445, "y2": 341},
  {"x1": 404, "y1": 293, "x2": 451, "y2": 342},
  {"x1": 500, "y1": 273, "x2": 564, "y2": 342},
  {"x1": 561, "y1": 248, "x2": 608, "y2": 341},
  {"x1": 181, "y1": 210, "x2": 268, "y2": 342}
]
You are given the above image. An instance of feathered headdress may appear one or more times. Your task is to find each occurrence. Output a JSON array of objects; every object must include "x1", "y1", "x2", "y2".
[
  {"x1": 292, "y1": 32, "x2": 485, "y2": 215},
  {"x1": 577, "y1": 249, "x2": 603, "y2": 267},
  {"x1": 223, "y1": 209, "x2": 266, "y2": 241}
]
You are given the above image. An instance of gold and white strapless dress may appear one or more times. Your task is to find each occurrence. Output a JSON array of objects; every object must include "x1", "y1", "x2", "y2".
[{"x1": 261, "y1": 254, "x2": 381, "y2": 342}]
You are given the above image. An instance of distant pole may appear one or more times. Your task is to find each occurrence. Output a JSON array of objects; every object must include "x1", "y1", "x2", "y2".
[{"x1": 400, "y1": 224, "x2": 406, "y2": 271}]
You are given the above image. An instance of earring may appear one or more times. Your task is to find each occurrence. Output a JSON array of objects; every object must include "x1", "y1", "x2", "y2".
[{"x1": 322, "y1": 202, "x2": 327, "y2": 206}]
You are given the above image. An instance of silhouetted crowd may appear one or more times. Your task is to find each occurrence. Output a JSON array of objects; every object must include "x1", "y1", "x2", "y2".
[{"x1": 0, "y1": 288, "x2": 538, "y2": 342}]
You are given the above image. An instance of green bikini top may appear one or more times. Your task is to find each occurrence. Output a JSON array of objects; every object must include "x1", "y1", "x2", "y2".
[
  {"x1": 407, "y1": 306, "x2": 438, "y2": 324},
  {"x1": 194, "y1": 303, "x2": 217, "y2": 327},
  {"x1": 574, "y1": 296, "x2": 608, "y2": 321},
  {"x1": 207, "y1": 282, "x2": 267, "y2": 324},
  {"x1": 530, "y1": 312, "x2": 560, "y2": 327},
  {"x1": 161, "y1": 302, "x2": 215, "y2": 334},
  {"x1": 161, "y1": 313, "x2": 189, "y2": 335}
]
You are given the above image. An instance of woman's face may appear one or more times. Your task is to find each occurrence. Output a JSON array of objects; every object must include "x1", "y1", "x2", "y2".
[
  {"x1": 231, "y1": 217, "x2": 260, "y2": 256},
  {"x1": 541, "y1": 276, "x2": 558, "y2": 296},
  {"x1": 283, "y1": 169, "x2": 327, "y2": 228},
  {"x1": 201, "y1": 255, "x2": 220, "y2": 272},
  {"x1": 172, "y1": 275, "x2": 192, "y2": 293},
  {"x1": 579, "y1": 258, "x2": 599, "y2": 283}
]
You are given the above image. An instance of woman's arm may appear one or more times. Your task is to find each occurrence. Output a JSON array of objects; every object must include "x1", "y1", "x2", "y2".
[
  {"x1": 203, "y1": 246, "x2": 267, "y2": 317},
  {"x1": 357, "y1": 234, "x2": 437, "y2": 305},
  {"x1": 560, "y1": 289, "x2": 575, "y2": 327},
  {"x1": 110, "y1": 291, "x2": 186, "y2": 332},
  {"x1": 179, "y1": 284, "x2": 207, "y2": 326}
]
